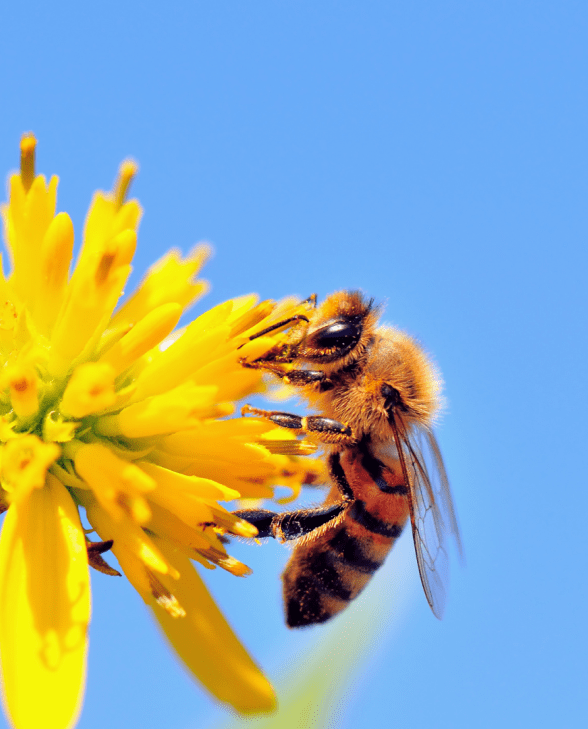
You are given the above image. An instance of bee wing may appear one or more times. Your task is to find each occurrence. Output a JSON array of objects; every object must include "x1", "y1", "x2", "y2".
[{"x1": 394, "y1": 417, "x2": 463, "y2": 619}]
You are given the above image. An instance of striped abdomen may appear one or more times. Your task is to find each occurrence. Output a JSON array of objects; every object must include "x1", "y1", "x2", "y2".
[{"x1": 282, "y1": 446, "x2": 410, "y2": 627}]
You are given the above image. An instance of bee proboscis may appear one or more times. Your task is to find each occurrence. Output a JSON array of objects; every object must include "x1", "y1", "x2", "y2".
[{"x1": 235, "y1": 291, "x2": 463, "y2": 627}]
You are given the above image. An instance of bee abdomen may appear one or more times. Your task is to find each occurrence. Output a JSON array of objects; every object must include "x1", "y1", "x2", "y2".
[
  {"x1": 283, "y1": 525, "x2": 385, "y2": 627},
  {"x1": 284, "y1": 557, "x2": 358, "y2": 627},
  {"x1": 329, "y1": 526, "x2": 383, "y2": 574},
  {"x1": 348, "y1": 499, "x2": 404, "y2": 538},
  {"x1": 284, "y1": 572, "x2": 332, "y2": 627}
]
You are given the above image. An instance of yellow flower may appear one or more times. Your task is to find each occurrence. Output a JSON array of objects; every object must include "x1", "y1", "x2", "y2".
[{"x1": 0, "y1": 134, "x2": 318, "y2": 729}]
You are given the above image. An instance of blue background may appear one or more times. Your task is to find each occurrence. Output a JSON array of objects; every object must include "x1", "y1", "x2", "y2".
[{"x1": 1, "y1": 2, "x2": 586, "y2": 728}]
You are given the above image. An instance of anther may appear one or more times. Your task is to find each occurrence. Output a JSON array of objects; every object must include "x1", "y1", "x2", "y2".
[
  {"x1": 20, "y1": 133, "x2": 37, "y2": 192},
  {"x1": 113, "y1": 159, "x2": 138, "y2": 209}
]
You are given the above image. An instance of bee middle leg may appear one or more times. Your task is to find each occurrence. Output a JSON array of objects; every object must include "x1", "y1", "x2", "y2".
[
  {"x1": 241, "y1": 405, "x2": 355, "y2": 446},
  {"x1": 241, "y1": 359, "x2": 329, "y2": 387},
  {"x1": 233, "y1": 503, "x2": 345, "y2": 542}
]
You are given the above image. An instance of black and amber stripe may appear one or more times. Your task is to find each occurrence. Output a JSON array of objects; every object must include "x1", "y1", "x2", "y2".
[
  {"x1": 283, "y1": 446, "x2": 408, "y2": 627},
  {"x1": 329, "y1": 527, "x2": 383, "y2": 574},
  {"x1": 284, "y1": 544, "x2": 360, "y2": 627},
  {"x1": 284, "y1": 525, "x2": 387, "y2": 627},
  {"x1": 348, "y1": 499, "x2": 404, "y2": 538},
  {"x1": 284, "y1": 510, "x2": 405, "y2": 627},
  {"x1": 360, "y1": 448, "x2": 409, "y2": 496}
]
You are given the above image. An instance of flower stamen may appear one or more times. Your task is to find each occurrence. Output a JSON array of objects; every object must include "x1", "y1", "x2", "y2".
[
  {"x1": 113, "y1": 159, "x2": 138, "y2": 210},
  {"x1": 19, "y1": 134, "x2": 36, "y2": 192}
]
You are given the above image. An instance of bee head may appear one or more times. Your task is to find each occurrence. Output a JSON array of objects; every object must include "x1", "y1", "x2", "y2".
[{"x1": 297, "y1": 291, "x2": 379, "y2": 368}]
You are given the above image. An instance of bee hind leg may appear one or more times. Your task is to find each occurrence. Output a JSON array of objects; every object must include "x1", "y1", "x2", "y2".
[{"x1": 233, "y1": 503, "x2": 345, "y2": 542}]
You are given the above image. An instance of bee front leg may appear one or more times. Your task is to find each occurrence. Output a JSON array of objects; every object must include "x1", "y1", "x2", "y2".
[
  {"x1": 245, "y1": 314, "x2": 310, "y2": 342},
  {"x1": 241, "y1": 405, "x2": 355, "y2": 446}
]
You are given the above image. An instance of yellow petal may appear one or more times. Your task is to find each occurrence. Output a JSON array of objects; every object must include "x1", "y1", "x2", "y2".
[
  {"x1": 80, "y1": 185, "x2": 141, "y2": 268},
  {"x1": 150, "y1": 541, "x2": 276, "y2": 714},
  {"x1": 48, "y1": 263, "x2": 132, "y2": 377},
  {"x1": 131, "y1": 321, "x2": 231, "y2": 402},
  {"x1": 70, "y1": 442, "x2": 154, "y2": 523},
  {"x1": 150, "y1": 448, "x2": 275, "y2": 498},
  {"x1": 60, "y1": 362, "x2": 116, "y2": 418},
  {"x1": 110, "y1": 244, "x2": 210, "y2": 329},
  {"x1": 139, "y1": 460, "x2": 240, "y2": 501},
  {"x1": 34, "y1": 212, "x2": 74, "y2": 335},
  {"x1": 42, "y1": 412, "x2": 80, "y2": 444},
  {"x1": 146, "y1": 500, "x2": 213, "y2": 552},
  {"x1": 0, "y1": 474, "x2": 90, "y2": 729},
  {"x1": 97, "y1": 302, "x2": 182, "y2": 377},
  {"x1": 0, "y1": 435, "x2": 60, "y2": 503},
  {"x1": 0, "y1": 363, "x2": 39, "y2": 419},
  {"x1": 80, "y1": 492, "x2": 177, "y2": 582},
  {"x1": 226, "y1": 297, "x2": 274, "y2": 337},
  {"x1": 96, "y1": 383, "x2": 220, "y2": 438},
  {"x1": 4, "y1": 170, "x2": 58, "y2": 308}
]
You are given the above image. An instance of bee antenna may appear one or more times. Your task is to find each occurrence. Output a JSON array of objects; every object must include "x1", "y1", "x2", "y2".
[{"x1": 301, "y1": 293, "x2": 318, "y2": 308}]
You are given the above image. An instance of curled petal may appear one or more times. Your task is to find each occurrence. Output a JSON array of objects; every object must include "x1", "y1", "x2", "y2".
[{"x1": 150, "y1": 541, "x2": 276, "y2": 714}]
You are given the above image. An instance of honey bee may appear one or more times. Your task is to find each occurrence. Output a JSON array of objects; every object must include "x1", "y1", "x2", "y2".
[{"x1": 235, "y1": 291, "x2": 462, "y2": 627}]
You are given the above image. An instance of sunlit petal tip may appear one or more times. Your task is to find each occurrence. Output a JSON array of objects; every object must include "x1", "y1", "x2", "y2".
[
  {"x1": 148, "y1": 572, "x2": 186, "y2": 618},
  {"x1": 217, "y1": 556, "x2": 253, "y2": 577},
  {"x1": 230, "y1": 519, "x2": 259, "y2": 538},
  {"x1": 189, "y1": 241, "x2": 213, "y2": 267}
]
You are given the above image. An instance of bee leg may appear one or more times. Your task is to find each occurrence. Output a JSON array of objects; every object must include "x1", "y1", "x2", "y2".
[
  {"x1": 240, "y1": 361, "x2": 329, "y2": 387},
  {"x1": 274, "y1": 503, "x2": 345, "y2": 540},
  {"x1": 243, "y1": 314, "x2": 310, "y2": 343},
  {"x1": 242, "y1": 294, "x2": 317, "y2": 346},
  {"x1": 327, "y1": 451, "x2": 355, "y2": 500},
  {"x1": 231, "y1": 509, "x2": 276, "y2": 538},
  {"x1": 234, "y1": 503, "x2": 345, "y2": 542},
  {"x1": 280, "y1": 369, "x2": 329, "y2": 386},
  {"x1": 239, "y1": 360, "x2": 297, "y2": 376},
  {"x1": 241, "y1": 405, "x2": 354, "y2": 446}
]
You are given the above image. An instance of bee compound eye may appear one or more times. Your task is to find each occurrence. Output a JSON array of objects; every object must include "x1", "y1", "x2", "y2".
[{"x1": 311, "y1": 320, "x2": 361, "y2": 351}]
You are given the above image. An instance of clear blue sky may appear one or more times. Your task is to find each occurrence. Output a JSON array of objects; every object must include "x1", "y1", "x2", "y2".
[{"x1": 1, "y1": 2, "x2": 586, "y2": 728}]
